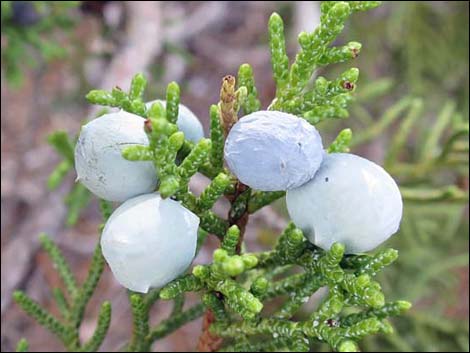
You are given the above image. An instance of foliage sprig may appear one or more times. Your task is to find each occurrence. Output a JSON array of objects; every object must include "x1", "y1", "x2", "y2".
[{"x1": 14, "y1": 2, "x2": 422, "y2": 352}]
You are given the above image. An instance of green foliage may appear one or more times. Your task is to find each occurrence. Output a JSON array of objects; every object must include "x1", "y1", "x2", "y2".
[
  {"x1": 64, "y1": 183, "x2": 91, "y2": 226},
  {"x1": 15, "y1": 338, "x2": 29, "y2": 352},
  {"x1": 388, "y1": 2, "x2": 469, "y2": 114},
  {"x1": 267, "y1": 1, "x2": 380, "y2": 124},
  {"x1": 147, "y1": 303, "x2": 205, "y2": 342},
  {"x1": 86, "y1": 73, "x2": 148, "y2": 115},
  {"x1": 237, "y1": 64, "x2": 261, "y2": 115},
  {"x1": 47, "y1": 125, "x2": 92, "y2": 226},
  {"x1": 328, "y1": 128, "x2": 353, "y2": 153},
  {"x1": 316, "y1": 3, "x2": 469, "y2": 349},
  {"x1": 47, "y1": 131, "x2": 75, "y2": 164},
  {"x1": 15, "y1": 2, "x2": 427, "y2": 352},
  {"x1": 268, "y1": 13, "x2": 289, "y2": 95},
  {"x1": 128, "y1": 293, "x2": 150, "y2": 351},
  {"x1": 1, "y1": 1, "x2": 79, "y2": 87},
  {"x1": 13, "y1": 291, "x2": 70, "y2": 344},
  {"x1": 320, "y1": 94, "x2": 469, "y2": 351},
  {"x1": 209, "y1": 104, "x2": 225, "y2": 171},
  {"x1": 348, "y1": 94, "x2": 468, "y2": 205},
  {"x1": 248, "y1": 190, "x2": 286, "y2": 213},
  {"x1": 165, "y1": 81, "x2": 180, "y2": 124},
  {"x1": 38, "y1": 233, "x2": 78, "y2": 298},
  {"x1": 47, "y1": 131, "x2": 75, "y2": 189},
  {"x1": 13, "y1": 202, "x2": 112, "y2": 351},
  {"x1": 160, "y1": 223, "x2": 409, "y2": 351},
  {"x1": 80, "y1": 302, "x2": 111, "y2": 352},
  {"x1": 221, "y1": 225, "x2": 240, "y2": 256}
]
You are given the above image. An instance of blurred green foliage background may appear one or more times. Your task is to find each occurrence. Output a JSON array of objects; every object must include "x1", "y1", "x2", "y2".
[{"x1": 288, "y1": 2, "x2": 469, "y2": 351}]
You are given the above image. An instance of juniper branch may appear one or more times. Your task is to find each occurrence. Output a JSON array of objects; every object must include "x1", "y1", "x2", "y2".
[{"x1": 38, "y1": 233, "x2": 78, "y2": 299}]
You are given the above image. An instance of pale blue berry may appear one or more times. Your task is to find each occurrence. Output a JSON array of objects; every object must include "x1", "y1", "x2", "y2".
[
  {"x1": 286, "y1": 153, "x2": 403, "y2": 254},
  {"x1": 224, "y1": 111, "x2": 324, "y2": 191},
  {"x1": 75, "y1": 111, "x2": 157, "y2": 202},
  {"x1": 146, "y1": 100, "x2": 204, "y2": 143},
  {"x1": 101, "y1": 193, "x2": 199, "y2": 293}
]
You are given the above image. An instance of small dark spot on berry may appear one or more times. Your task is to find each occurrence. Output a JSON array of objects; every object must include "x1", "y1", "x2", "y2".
[
  {"x1": 325, "y1": 177, "x2": 329, "y2": 182},
  {"x1": 297, "y1": 142, "x2": 302, "y2": 147}
]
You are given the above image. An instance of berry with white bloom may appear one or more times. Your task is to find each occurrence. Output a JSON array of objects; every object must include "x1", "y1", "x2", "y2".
[
  {"x1": 286, "y1": 153, "x2": 403, "y2": 254},
  {"x1": 146, "y1": 100, "x2": 204, "y2": 143},
  {"x1": 224, "y1": 111, "x2": 324, "y2": 191},
  {"x1": 101, "y1": 193, "x2": 199, "y2": 293},
  {"x1": 75, "y1": 111, "x2": 157, "y2": 202}
]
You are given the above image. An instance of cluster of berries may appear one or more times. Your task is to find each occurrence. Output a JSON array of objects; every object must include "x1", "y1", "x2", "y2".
[{"x1": 75, "y1": 106, "x2": 402, "y2": 293}]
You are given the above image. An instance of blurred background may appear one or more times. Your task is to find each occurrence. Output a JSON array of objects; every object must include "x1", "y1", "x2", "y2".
[{"x1": 1, "y1": 1, "x2": 468, "y2": 352}]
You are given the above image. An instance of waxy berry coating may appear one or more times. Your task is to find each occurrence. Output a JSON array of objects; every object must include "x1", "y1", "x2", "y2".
[
  {"x1": 75, "y1": 111, "x2": 157, "y2": 202},
  {"x1": 101, "y1": 193, "x2": 199, "y2": 293},
  {"x1": 224, "y1": 111, "x2": 324, "y2": 191},
  {"x1": 286, "y1": 153, "x2": 403, "y2": 254}
]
